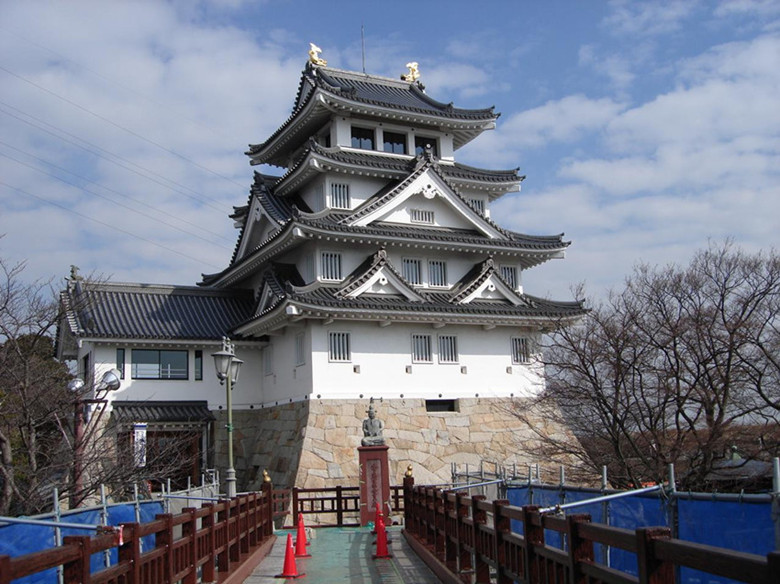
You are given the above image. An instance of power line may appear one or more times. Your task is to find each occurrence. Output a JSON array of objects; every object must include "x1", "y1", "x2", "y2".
[
  {"x1": 0, "y1": 180, "x2": 225, "y2": 270},
  {"x1": 0, "y1": 63, "x2": 248, "y2": 190},
  {"x1": 0, "y1": 101, "x2": 233, "y2": 213},
  {"x1": 0, "y1": 146, "x2": 233, "y2": 249},
  {"x1": 0, "y1": 25, "x2": 236, "y2": 143}
]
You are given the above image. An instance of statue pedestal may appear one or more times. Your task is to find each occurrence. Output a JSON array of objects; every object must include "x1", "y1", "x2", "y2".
[{"x1": 358, "y1": 445, "x2": 390, "y2": 526}]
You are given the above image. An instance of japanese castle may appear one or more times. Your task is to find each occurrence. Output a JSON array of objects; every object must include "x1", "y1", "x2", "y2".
[{"x1": 57, "y1": 51, "x2": 585, "y2": 492}]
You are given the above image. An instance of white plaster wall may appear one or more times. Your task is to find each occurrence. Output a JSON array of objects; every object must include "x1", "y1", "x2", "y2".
[
  {"x1": 81, "y1": 342, "x2": 264, "y2": 411},
  {"x1": 327, "y1": 175, "x2": 385, "y2": 208},
  {"x1": 308, "y1": 321, "x2": 544, "y2": 400},
  {"x1": 257, "y1": 326, "x2": 312, "y2": 404}
]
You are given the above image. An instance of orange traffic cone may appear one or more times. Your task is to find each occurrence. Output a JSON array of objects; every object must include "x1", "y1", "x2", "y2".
[
  {"x1": 275, "y1": 533, "x2": 304, "y2": 579},
  {"x1": 373, "y1": 517, "x2": 392, "y2": 559},
  {"x1": 295, "y1": 513, "x2": 311, "y2": 557}
]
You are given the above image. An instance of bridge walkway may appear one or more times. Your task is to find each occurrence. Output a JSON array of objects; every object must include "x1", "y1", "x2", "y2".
[{"x1": 244, "y1": 526, "x2": 442, "y2": 583}]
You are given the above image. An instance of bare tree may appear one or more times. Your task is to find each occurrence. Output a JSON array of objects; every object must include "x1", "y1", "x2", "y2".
[
  {"x1": 518, "y1": 242, "x2": 780, "y2": 491},
  {"x1": 0, "y1": 256, "x2": 201, "y2": 515}
]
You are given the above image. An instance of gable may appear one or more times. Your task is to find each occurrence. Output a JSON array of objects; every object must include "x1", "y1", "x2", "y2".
[
  {"x1": 338, "y1": 265, "x2": 424, "y2": 301},
  {"x1": 346, "y1": 167, "x2": 504, "y2": 239},
  {"x1": 456, "y1": 273, "x2": 523, "y2": 305},
  {"x1": 236, "y1": 202, "x2": 281, "y2": 261}
]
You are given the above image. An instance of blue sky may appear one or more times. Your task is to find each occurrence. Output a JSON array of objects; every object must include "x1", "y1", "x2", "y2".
[{"x1": 1, "y1": 0, "x2": 778, "y2": 300}]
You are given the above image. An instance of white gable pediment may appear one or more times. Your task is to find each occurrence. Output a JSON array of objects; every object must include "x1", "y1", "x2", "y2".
[
  {"x1": 340, "y1": 265, "x2": 424, "y2": 302},
  {"x1": 347, "y1": 168, "x2": 504, "y2": 239},
  {"x1": 457, "y1": 273, "x2": 523, "y2": 306},
  {"x1": 255, "y1": 281, "x2": 282, "y2": 315},
  {"x1": 236, "y1": 202, "x2": 280, "y2": 260}
]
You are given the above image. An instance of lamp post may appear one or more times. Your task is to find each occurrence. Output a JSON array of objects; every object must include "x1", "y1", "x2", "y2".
[
  {"x1": 212, "y1": 337, "x2": 243, "y2": 498},
  {"x1": 68, "y1": 368, "x2": 121, "y2": 508}
]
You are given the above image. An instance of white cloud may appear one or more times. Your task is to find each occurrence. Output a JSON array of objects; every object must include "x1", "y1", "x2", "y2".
[
  {"x1": 603, "y1": 0, "x2": 698, "y2": 37},
  {"x1": 463, "y1": 95, "x2": 625, "y2": 166}
]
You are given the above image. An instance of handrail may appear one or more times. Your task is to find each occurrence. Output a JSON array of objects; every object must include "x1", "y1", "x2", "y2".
[
  {"x1": 402, "y1": 478, "x2": 780, "y2": 584},
  {"x1": 0, "y1": 485, "x2": 278, "y2": 584}
]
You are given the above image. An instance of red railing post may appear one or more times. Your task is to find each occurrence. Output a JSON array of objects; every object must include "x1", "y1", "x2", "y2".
[
  {"x1": 403, "y1": 475, "x2": 414, "y2": 531},
  {"x1": 522, "y1": 506, "x2": 543, "y2": 584},
  {"x1": 62, "y1": 536, "x2": 91, "y2": 584},
  {"x1": 248, "y1": 491, "x2": 259, "y2": 546},
  {"x1": 0, "y1": 555, "x2": 11, "y2": 584},
  {"x1": 492, "y1": 499, "x2": 511, "y2": 584},
  {"x1": 155, "y1": 513, "x2": 175, "y2": 584},
  {"x1": 636, "y1": 527, "x2": 673, "y2": 584},
  {"x1": 261, "y1": 481, "x2": 273, "y2": 537},
  {"x1": 239, "y1": 495, "x2": 250, "y2": 555},
  {"x1": 443, "y1": 492, "x2": 457, "y2": 574},
  {"x1": 228, "y1": 498, "x2": 240, "y2": 563},
  {"x1": 118, "y1": 523, "x2": 141, "y2": 584},
  {"x1": 471, "y1": 495, "x2": 489, "y2": 584},
  {"x1": 455, "y1": 492, "x2": 471, "y2": 582},
  {"x1": 336, "y1": 485, "x2": 344, "y2": 526},
  {"x1": 201, "y1": 503, "x2": 216, "y2": 583},
  {"x1": 182, "y1": 507, "x2": 198, "y2": 584},
  {"x1": 434, "y1": 489, "x2": 445, "y2": 560},
  {"x1": 565, "y1": 514, "x2": 593, "y2": 584},
  {"x1": 292, "y1": 486, "x2": 300, "y2": 521},
  {"x1": 216, "y1": 501, "x2": 230, "y2": 575}
]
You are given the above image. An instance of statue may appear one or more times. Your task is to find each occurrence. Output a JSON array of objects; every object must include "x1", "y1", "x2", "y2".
[
  {"x1": 401, "y1": 61, "x2": 420, "y2": 83},
  {"x1": 361, "y1": 399, "x2": 385, "y2": 446},
  {"x1": 308, "y1": 43, "x2": 327, "y2": 67}
]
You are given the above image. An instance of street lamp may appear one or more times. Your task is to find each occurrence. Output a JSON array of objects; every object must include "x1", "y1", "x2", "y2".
[
  {"x1": 68, "y1": 368, "x2": 121, "y2": 507},
  {"x1": 212, "y1": 337, "x2": 243, "y2": 498}
]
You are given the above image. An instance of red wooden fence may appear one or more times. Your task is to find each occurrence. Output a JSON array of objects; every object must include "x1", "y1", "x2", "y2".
[
  {"x1": 0, "y1": 484, "x2": 279, "y2": 584},
  {"x1": 402, "y1": 478, "x2": 780, "y2": 584}
]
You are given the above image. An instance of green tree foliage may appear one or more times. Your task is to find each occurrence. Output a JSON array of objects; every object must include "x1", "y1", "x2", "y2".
[{"x1": 520, "y1": 242, "x2": 780, "y2": 491}]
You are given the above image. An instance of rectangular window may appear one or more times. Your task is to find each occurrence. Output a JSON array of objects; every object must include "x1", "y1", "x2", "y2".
[
  {"x1": 330, "y1": 182, "x2": 350, "y2": 209},
  {"x1": 402, "y1": 258, "x2": 422, "y2": 285},
  {"x1": 328, "y1": 332, "x2": 351, "y2": 362},
  {"x1": 469, "y1": 198, "x2": 485, "y2": 215},
  {"x1": 428, "y1": 260, "x2": 447, "y2": 287},
  {"x1": 195, "y1": 350, "x2": 203, "y2": 381},
  {"x1": 411, "y1": 334, "x2": 432, "y2": 363},
  {"x1": 511, "y1": 337, "x2": 531, "y2": 364},
  {"x1": 262, "y1": 346, "x2": 274, "y2": 375},
  {"x1": 131, "y1": 349, "x2": 188, "y2": 380},
  {"x1": 116, "y1": 348, "x2": 125, "y2": 380},
  {"x1": 410, "y1": 208, "x2": 434, "y2": 224},
  {"x1": 426, "y1": 399, "x2": 457, "y2": 412},
  {"x1": 414, "y1": 136, "x2": 438, "y2": 157},
  {"x1": 438, "y1": 335, "x2": 458, "y2": 363},
  {"x1": 351, "y1": 126, "x2": 374, "y2": 150},
  {"x1": 500, "y1": 265, "x2": 518, "y2": 289},
  {"x1": 295, "y1": 333, "x2": 305, "y2": 366},
  {"x1": 383, "y1": 131, "x2": 406, "y2": 154},
  {"x1": 321, "y1": 251, "x2": 342, "y2": 280}
]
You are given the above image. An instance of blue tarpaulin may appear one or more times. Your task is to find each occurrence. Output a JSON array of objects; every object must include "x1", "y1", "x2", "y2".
[
  {"x1": 508, "y1": 485, "x2": 774, "y2": 584},
  {"x1": 0, "y1": 501, "x2": 163, "y2": 584}
]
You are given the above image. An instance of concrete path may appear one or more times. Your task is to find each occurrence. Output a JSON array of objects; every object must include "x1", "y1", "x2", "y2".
[{"x1": 244, "y1": 526, "x2": 443, "y2": 583}]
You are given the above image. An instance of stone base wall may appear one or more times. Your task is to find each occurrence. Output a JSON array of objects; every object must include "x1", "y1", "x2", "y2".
[{"x1": 213, "y1": 397, "x2": 573, "y2": 493}]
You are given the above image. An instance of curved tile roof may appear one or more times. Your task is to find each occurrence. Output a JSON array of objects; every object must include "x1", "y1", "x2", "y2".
[
  {"x1": 63, "y1": 281, "x2": 255, "y2": 340},
  {"x1": 246, "y1": 63, "x2": 499, "y2": 163}
]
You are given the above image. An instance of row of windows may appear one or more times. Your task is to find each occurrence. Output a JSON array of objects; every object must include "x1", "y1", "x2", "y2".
[
  {"x1": 351, "y1": 126, "x2": 438, "y2": 157},
  {"x1": 327, "y1": 332, "x2": 532, "y2": 364},
  {"x1": 321, "y1": 251, "x2": 518, "y2": 290},
  {"x1": 116, "y1": 349, "x2": 203, "y2": 380},
  {"x1": 325, "y1": 181, "x2": 486, "y2": 218}
]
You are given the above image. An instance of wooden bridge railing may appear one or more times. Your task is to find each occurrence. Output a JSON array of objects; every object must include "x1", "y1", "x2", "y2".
[
  {"x1": 0, "y1": 483, "x2": 279, "y2": 584},
  {"x1": 291, "y1": 484, "x2": 405, "y2": 526},
  {"x1": 402, "y1": 477, "x2": 780, "y2": 584}
]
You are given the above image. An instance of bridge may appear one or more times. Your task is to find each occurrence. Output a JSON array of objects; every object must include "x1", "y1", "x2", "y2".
[{"x1": 1, "y1": 479, "x2": 777, "y2": 583}]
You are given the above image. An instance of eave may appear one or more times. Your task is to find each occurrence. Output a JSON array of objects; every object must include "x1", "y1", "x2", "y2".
[{"x1": 234, "y1": 299, "x2": 584, "y2": 338}]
